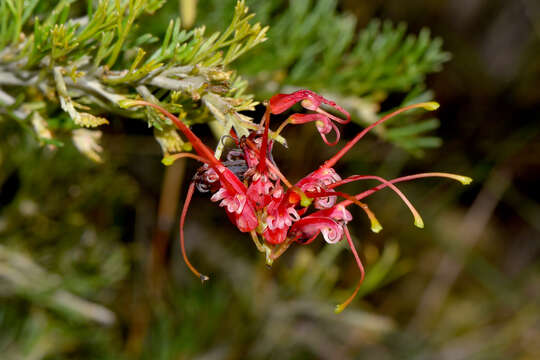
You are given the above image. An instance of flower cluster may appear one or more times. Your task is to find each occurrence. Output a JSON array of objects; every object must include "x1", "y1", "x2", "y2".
[{"x1": 125, "y1": 90, "x2": 471, "y2": 312}]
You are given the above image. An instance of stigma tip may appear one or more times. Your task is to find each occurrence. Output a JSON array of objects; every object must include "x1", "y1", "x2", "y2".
[
  {"x1": 422, "y1": 102, "x2": 440, "y2": 111},
  {"x1": 414, "y1": 218, "x2": 425, "y2": 229},
  {"x1": 371, "y1": 223, "x2": 383, "y2": 233},
  {"x1": 162, "y1": 156, "x2": 175, "y2": 166},
  {"x1": 118, "y1": 99, "x2": 141, "y2": 109}
]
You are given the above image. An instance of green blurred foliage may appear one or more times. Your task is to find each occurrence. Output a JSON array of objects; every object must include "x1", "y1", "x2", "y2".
[
  {"x1": 0, "y1": 0, "x2": 266, "y2": 160},
  {"x1": 199, "y1": 0, "x2": 451, "y2": 155}
]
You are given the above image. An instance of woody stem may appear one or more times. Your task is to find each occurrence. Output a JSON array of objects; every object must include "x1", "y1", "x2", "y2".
[
  {"x1": 250, "y1": 231, "x2": 267, "y2": 253},
  {"x1": 270, "y1": 237, "x2": 294, "y2": 261}
]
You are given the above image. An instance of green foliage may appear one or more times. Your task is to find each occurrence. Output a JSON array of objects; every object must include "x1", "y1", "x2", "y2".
[
  {"x1": 199, "y1": 0, "x2": 451, "y2": 155},
  {"x1": 0, "y1": 0, "x2": 267, "y2": 161},
  {"x1": 0, "y1": 120, "x2": 135, "y2": 358},
  {"x1": 237, "y1": 2, "x2": 449, "y2": 97},
  {"x1": 1, "y1": 0, "x2": 452, "y2": 160}
]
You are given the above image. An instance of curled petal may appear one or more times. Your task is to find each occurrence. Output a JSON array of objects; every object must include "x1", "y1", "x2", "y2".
[
  {"x1": 210, "y1": 186, "x2": 257, "y2": 232},
  {"x1": 214, "y1": 190, "x2": 246, "y2": 215},
  {"x1": 288, "y1": 207, "x2": 301, "y2": 221},
  {"x1": 290, "y1": 114, "x2": 330, "y2": 131},
  {"x1": 269, "y1": 90, "x2": 350, "y2": 124},
  {"x1": 210, "y1": 188, "x2": 228, "y2": 202},
  {"x1": 269, "y1": 90, "x2": 318, "y2": 114},
  {"x1": 261, "y1": 189, "x2": 301, "y2": 245},
  {"x1": 235, "y1": 204, "x2": 258, "y2": 232},
  {"x1": 194, "y1": 165, "x2": 221, "y2": 193},
  {"x1": 233, "y1": 194, "x2": 247, "y2": 214},
  {"x1": 319, "y1": 121, "x2": 340, "y2": 146},
  {"x1": 265, "y1": 205, "x2": 295, "y2": 230},
  {"x1": 290, "y1": 217, "x2": 343, "y2": 245},
  {"x1": 289, "y1": 113, "x2": 341, "y2": 146},
  {"x1": 317, "y1": 205, "x2": 353, "y2": 223},
  {"x1": 295, "y1": 168, "x2": 342, "y2": 209},
  {"x1": 272, "y1": 184, "x2": 284, "y2": 199},
  {"x1": 315, "y1": 118, "x2": 332, "y2": 135},
  {"x1": 246, "y1": 175, "x2": 274, "y2": 208},
  {"x1": 296, "y1": 168, "x2": 341, "y2": 190},
  {"x1": 304, "y1": 185, "x2": 338, "y2": 209},
  {"x1": 226, "y1": 148, "x2": 244, "y2": 161},
  {"x1": 314, "y1": 193, "x2": 338, "y2": 210},
  {"x1": 321, "y1": 226, "x2": 343, "y2": 244}
]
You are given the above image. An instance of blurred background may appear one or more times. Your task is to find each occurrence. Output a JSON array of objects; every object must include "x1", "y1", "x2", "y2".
[{"x1": 1, "y1": 0, "x2": 539, "y2": 359}]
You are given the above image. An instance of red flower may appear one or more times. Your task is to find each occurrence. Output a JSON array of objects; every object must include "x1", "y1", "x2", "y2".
[
  {"x1": 246, "y1": 174, "x2": 274, "y2": 209},
  {"x1": 270, "y1": 90, "x2": 350, "y2": 146},
  {"x1": 125, "y1": 91, "x2": 471, "y2": 312},
  {"x1": 262, "y1": 184, "x2": 301, "y2": 244},
  {"x1": 296, "y1": 167, "x2": 342, "y2": 209}
]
